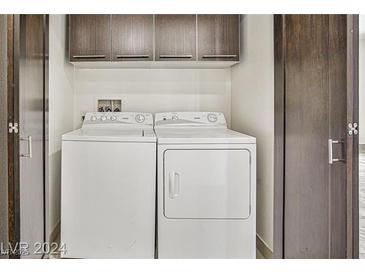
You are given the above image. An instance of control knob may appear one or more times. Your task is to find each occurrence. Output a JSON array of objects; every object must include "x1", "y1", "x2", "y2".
[
  {"x1": 207, "y1": 113, "x2": 218, "y2": 123},
  {"x1": 135, "y1": 114, "x2": 145, "y2": 123}
]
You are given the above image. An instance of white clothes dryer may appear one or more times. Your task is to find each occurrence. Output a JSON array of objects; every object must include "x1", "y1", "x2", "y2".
[{"x1": 154, "y1": 112, "x2": 256, "y2": 258}]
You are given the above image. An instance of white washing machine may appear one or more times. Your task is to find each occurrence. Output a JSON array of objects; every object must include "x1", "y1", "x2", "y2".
[
  {"x1": 61, "y1": 112, "x2": 156, "y2": 258},
  {"x1": 154, "y1": 112, "x2": 256, "y2": 258}
]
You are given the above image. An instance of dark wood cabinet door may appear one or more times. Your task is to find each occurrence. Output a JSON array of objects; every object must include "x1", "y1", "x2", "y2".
[
  {"x1": 197, "y1": 15, "x2": 239, "y2": 61},
  {"x1": 69, "y1": 15, "x2": 111, "y2": 61},
  {"x1": 111, "y1": 15, "x2": 153, "y2": 61},
  {"x1": 155, "y1": 15, "x2": 196, "y2": 61}
]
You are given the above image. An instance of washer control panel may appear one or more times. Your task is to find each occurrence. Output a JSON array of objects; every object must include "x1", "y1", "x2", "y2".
[
  {"x1": 154, "y1": 112, "x2": 227, "y2": 128},
  {"x1": 83, "y1": 112, "x2": 153, "y2": 128}
]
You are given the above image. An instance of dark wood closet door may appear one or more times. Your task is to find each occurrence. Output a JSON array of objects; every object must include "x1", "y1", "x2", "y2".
[
  {"x1": 327, "y1": 15, "x2": 348, "y2": 258},
  {"x1": 0, "y1": 15, "x2": 8, "y2": 258},
  {"x1": 284, "y1": 15, "x2": 331, "y2": 259},
  {"x1": 155, "y1": 15, "x2": 196, "y2": 61},
  {"x1": 278, "y1": 15, "x2": 358, "y2": 259},
  {"x1": 197, "y1": 15, "x2": 239, "y2": 61},
  {"x1": 69, "y1": 15, "x2": 111, "y2": 61},
  {"x1": 18, "y1": 14, "x2": 47, "y2": 258},
  {"x1": 111, "y1": 15, "x2": 153, "y2": 61}
]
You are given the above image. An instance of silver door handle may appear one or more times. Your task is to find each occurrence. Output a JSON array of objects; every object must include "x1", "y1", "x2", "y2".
[
  {"x1": 202, "y1": 54, "x2": 237, "y2": 58},
  {"x1": 115, "y1": 54, "x2": 150, "y2": 58},
  {"x1": 20, "y1": 136, "x2": 32, "y2": 158},
  {"x1": 159, "y1": 54, "x2": 193, "y2": 59},
  {"x1": 72, "y1": 54, "x2": 106, "y2": 59},
  {"x1": 328, "y1": 139, "x2": 344, "y2": 164}
]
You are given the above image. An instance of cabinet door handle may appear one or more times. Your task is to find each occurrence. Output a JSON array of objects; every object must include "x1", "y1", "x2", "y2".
[
  {"x1": 72, "y1": 54, "x2": 106, "y2": 59},
  {"x1": 328, "y1": 139, "x2": 344, "y2": 164},
  {"x1": 20, "y1": 136, "x2": 32, "y2": 158},
  {"x1": 202, "y1": 54, "x2": 237, "y2": 58},
  {"x1": 159, "y1": 54, "x2": 193, "y2": 59},
  {"x1": 115, "y1": 54, "x2": 150, "y2": 59}
]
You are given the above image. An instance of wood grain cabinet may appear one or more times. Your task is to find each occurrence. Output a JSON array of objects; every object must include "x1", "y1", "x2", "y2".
[
  {"x1": 155, "y1": 15, "x2": 196, "y2": 61},
  {"x1": 69, "y1": 15, "x2": 111, "y2": 61},
  {"x1": 69, "y1": 14, "x2": 240, "y2": 65},
  {"x1": 111, "y1": 15, "x2": 153, "y2": 61},
  {"x1": 197, "y1": 15, "x2": 240, "y2": 61}
]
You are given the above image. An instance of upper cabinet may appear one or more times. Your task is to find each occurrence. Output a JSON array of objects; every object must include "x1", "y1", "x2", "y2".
[
  {"x1": 198, "y1": 15, "x2": 240, "y2": 61},
  {"x1": 68, "y1": 14, "x2": 240, "y2": 67},
  {"x1": 155, "y1": 15, "x2": 196, "y2": 61},
  {"x1": 111, "y1": 15, "x2": 153, "y2": 61},
  {"x1": 69, "y1": 15, "x2": 111, "y2": 62}
]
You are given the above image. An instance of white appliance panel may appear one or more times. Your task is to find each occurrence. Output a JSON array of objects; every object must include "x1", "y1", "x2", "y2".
[
  {"x1": 158, "y1": 218, "x2": 255, "y2": 258},
  {"x1": 61, "y1": 140, "x2": 156, "y2": 258},
  {"x1": 157, "y1": 143, "x2": 256, "y2": 259},
  {"x1": 154, "y1": 112, "x2": 227, "y2": 128},
  {"x1": 163, "y1": 149, "x2": 251, "y2": 219}
]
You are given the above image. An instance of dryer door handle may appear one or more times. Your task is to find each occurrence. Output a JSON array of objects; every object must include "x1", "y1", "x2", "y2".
[{"x1": 169, "y1": 171, "x2": 180, "y2": 199}]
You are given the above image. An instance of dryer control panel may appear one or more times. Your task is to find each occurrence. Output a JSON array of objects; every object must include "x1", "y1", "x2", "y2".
[
  {"x1": 154, "y1": 112, "x2": 227, "y2": 128},
  {"x1": 83, "y1": 112, "x2": 154, "y2": 128}
]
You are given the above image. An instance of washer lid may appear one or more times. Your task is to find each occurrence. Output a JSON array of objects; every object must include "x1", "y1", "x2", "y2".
[
  {"x1": 155, "y1": 128, "x2": 256, "y2": 144},
  {"x1": 62, "y1": 128, "x2": 156, "y2": 142}
]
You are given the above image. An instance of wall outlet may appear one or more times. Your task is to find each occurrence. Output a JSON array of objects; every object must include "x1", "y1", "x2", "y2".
[{"x1": 97, "y1": 99, "x2": 122, "y2": 112}]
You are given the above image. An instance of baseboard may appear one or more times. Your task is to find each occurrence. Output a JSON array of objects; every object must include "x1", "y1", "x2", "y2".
[
  {"x1": 256, "y1": 234, "x2": 273, "y2": 259},
  {"x1": 50, "y1": 219, "x2": 60, "y2": 243}
]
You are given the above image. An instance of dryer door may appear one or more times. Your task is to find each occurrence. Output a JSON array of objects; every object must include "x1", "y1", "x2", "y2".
[{"x1": 163, "y1": 149, "x2": 251, "y2": 219}]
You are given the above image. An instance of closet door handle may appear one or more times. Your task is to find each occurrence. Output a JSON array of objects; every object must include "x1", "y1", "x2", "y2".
[
  {"x1": 169, "y1": 171, "x2": 180, "y2": 199},
  {"x1": 328, "y1": 139, "x2": 344, "y2": 164},
  {"x1": 202, "y1": 54, "x2": 237, "y2": 58},
  {"x1": 20, "y1": 136, "x2": 32, "y2": 158},
  {"x1": 115, "y1": 54, "x2": 150, "y2": 59},
  {"x1": 159, "y1": 54, "x2": 193, "y2": 59}
]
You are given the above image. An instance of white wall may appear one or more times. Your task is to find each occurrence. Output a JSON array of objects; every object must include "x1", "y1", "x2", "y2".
[
  {"x1": 360, "y1": 38, "x2": 365, "y2": 144},
  {"x1": 48, "y1": 15, "x2": 74, "y2": 239},
  {"x1": 73, "y1": 68, "x2": 231, "y2": 128},
  {"x1": 231, "y1": 15, "x2": 274, "y2": 250}
]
